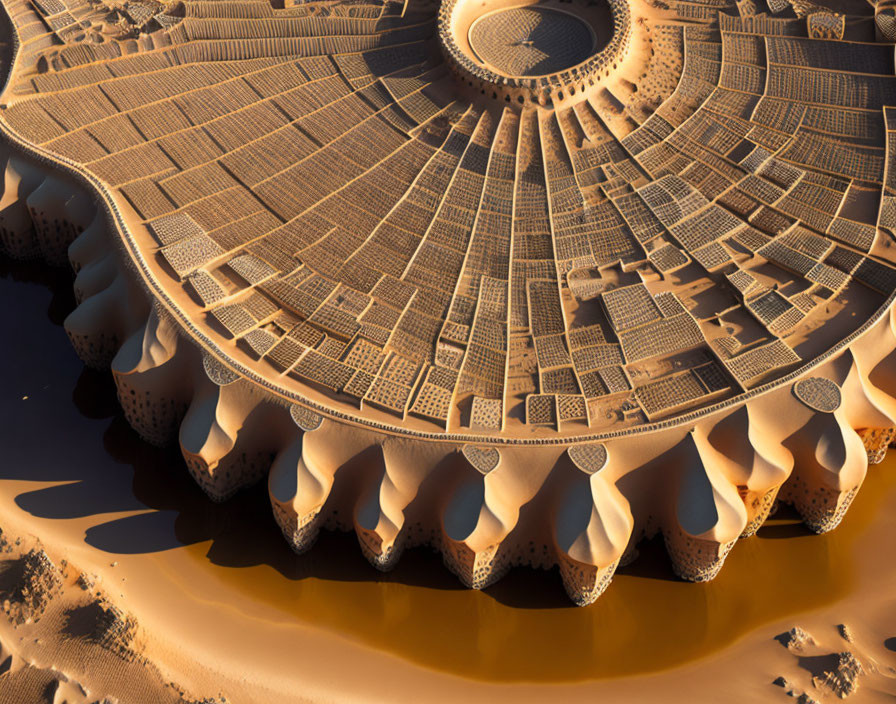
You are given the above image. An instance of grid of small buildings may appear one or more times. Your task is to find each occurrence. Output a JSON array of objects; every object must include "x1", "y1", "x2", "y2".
[{"x1": 6, "y1": 0, "x2": 896, "y2": 434}]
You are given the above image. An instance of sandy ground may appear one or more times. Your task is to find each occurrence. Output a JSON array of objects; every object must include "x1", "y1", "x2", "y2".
[{"x1": 0, "y1": 260, "x2": 893, "y2": 703}]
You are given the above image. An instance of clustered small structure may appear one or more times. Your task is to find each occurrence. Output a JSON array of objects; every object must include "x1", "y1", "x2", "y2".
[{"x1": 0, "y1": 0, "x2": 895, "y2": 604}]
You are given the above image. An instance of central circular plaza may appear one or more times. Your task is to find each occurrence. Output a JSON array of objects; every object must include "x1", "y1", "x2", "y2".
[
  {"x1": 468, "y1": 7, "x2": 596, "y2": 77},
  {"x1": 438, "y1": 0, "x2": 630, "y2": 105}
]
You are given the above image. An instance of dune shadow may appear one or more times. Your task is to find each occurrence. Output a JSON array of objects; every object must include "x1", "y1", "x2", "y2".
[
  {"x1": 84, "y1": 511, "x2": 184, "y2": 554},
  {"x1": 15, "y1": 465, "x2": 144, "y2": 520},
  {"x1": 72, "y1": 366, "x2": 121, "y2": 420}
]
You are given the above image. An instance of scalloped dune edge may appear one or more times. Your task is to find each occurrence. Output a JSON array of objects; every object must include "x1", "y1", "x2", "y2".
[{"x1": 1, "y1": 149, "x2": 894, "y2": 605}]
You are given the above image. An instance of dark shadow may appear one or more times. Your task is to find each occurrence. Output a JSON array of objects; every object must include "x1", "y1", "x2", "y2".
[
  {"x1": 482, "y1": 565, "x2": 571, "y2": 609},
  {"x1": 63, "y1": 602, "x2": 107, "y2": 641},
  {"x1": 16, "y1": 477, "x2": 145, "y2": 520},
  {"x1": 756, "y1": 521, "x2": 816, "y2": 540},
  {"x1": 773, "y1": 631, "x2": 791, "y2": 649},
  {"x1": 615, "y1": 534, "x2": 680, "y2": 583},
  {"x1": 0, "y1": 554, "x2": 32, "y2": 601},
  {"x1": 756, "y1": 502, "x2": 816, "y2": 540},
  {"x1": 884, "y1": 637, "x2": 896, "y2": 652},
  {"x1": 687, "y1": 283, "x2": 740, "y2": 321},
  {"x1": 84, "y1": 511, "x2": 183, "y2": 554},
  {"x1": 0, "y1": 256, "x2": 75, "y2": 325},
  {"x1": 72, "y1": 367, "x2": 120, "y2": 420},
  {"x1": 276, "y1": 533, "x2": 466, "y2": 592},
  {"x1": 797, "y1": 653, "x2": 840, "y2": 679},
  {"x1": 61, "y1": 600, "x2": 128, "y2": 649}
]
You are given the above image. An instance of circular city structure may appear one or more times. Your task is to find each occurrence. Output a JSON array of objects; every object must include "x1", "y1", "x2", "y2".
[{"x1": 0, "y1": 0, "x2": 893, "y2": 603}]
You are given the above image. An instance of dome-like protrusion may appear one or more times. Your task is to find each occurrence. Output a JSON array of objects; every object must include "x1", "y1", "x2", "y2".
[
  {"x1": 111, "y1": 307, "x2": 191, "y2": 446},
  {"x1": 782, "y1": 378, "x2": 869, "y2": 533},
  {"x1": 555, "y1": 445, "x2": 633, "y2": 605},
  {"x1": 662, "y1": 430, "x2": 748, "y2": 582}
]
